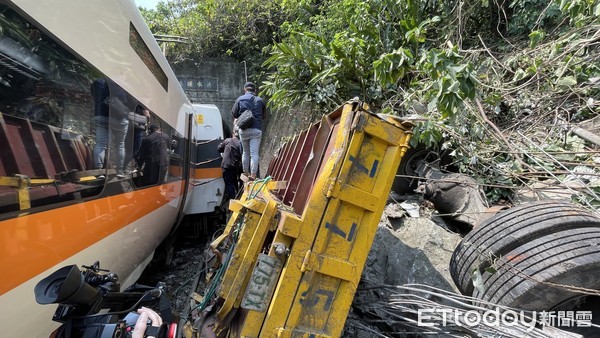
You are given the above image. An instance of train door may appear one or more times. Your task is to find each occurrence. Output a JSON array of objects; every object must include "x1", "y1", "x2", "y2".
[{"x1": 183, "y1": 104, "x2": 225, "y2": 215}]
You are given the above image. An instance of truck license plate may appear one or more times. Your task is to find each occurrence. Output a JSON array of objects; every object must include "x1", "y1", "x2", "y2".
[{"x1": 241, "y1": 253, "x2": 282, "y2": 312}]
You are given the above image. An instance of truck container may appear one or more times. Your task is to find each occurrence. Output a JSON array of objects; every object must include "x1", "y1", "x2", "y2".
[{"x1": 199, "y1": 100, "x2": 413, "y2": 337}]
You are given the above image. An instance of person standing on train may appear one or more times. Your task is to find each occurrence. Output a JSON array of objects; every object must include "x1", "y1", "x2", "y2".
[
  {"x1": 231, "y1": 82, "x2": 266, "y2": 180},
  {"x1": 136, "y1": 124, "x2": 170, "y2": 186},
  {"x1": 128, "y1": 104, "x2": 150, "y2": 165},
  {"x1": 91, "y1": 78, "x2": 130, "y2": 178},
  {"x1": 217, "y1": 129, "x2": 243, "y2": 200}
]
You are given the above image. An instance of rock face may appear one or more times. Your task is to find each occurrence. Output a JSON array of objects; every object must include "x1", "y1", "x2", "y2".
[{"x1": 362, "y1": 204, "x2": 462, "y2": 292}]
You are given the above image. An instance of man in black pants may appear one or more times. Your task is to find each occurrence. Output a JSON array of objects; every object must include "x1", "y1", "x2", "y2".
[
  {"x1": 218, "y1": 129, "x2": 243, "y2": 200},
  {"x1": 136, "y1": 124, "x2": 170, "y2": 186}
]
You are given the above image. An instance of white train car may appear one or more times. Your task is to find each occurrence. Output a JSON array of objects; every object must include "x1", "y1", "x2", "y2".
[
  {"x1": 0, "y1": 0, "x2": 208, "y2": 336},
  {"x1": 186, "y1": 104, "x2": 225, "y2": 215}
]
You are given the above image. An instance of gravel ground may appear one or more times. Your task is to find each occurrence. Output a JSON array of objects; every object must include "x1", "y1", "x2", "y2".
[{"x1": 137, "y1": 236, "x2": 209, "y2": 320}]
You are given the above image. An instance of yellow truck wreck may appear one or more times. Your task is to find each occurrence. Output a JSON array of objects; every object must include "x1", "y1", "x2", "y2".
[{"x1": 186, "y1": 100, "x2": 413, "y2": 337}]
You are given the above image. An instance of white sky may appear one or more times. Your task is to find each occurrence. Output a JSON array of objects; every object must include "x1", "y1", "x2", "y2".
[{"x1": 135, "y1": 0, "x2": 161, "y2": 10}]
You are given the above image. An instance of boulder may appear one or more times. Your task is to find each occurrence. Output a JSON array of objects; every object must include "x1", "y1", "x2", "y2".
[{"x1": 362, "y1": 204, "x2": 462, "y2": 292}]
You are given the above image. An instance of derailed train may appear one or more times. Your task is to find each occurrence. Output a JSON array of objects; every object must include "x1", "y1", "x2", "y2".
[{"x1": 0, "y1": 0, "x2": 224, "y2": 336}]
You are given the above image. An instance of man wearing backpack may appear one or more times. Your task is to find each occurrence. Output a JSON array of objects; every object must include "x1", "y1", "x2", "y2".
[{"x1": 231, "y1": 82, "x2": 266, "y2": 180}]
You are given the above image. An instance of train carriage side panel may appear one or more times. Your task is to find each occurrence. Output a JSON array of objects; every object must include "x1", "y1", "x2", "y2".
[
  {"x1": 0, "y1": 1, "x2": 196, "y2": 337},
  {"x1": 184, "y1": 104, "x2": 225, "y2": 215},
  {"x1": 8, "y1": 0, "x2": 192, "y2": 131}
]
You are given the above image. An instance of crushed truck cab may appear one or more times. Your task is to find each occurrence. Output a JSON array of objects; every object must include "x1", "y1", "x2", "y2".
[{"x1": 191, "y1": 100, "x2": 413, "y2": 337}]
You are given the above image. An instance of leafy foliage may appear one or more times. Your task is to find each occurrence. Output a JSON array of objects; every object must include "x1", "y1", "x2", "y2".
[
  {"x1": 262, "y1": 0, "x2": 476, "y2": 119},
  {"x1": 139, "y1": 0, "x2": 298, "y2": 81},
  {"x1": 140, "y1": 0, "x2": 600, "y2": 207}
]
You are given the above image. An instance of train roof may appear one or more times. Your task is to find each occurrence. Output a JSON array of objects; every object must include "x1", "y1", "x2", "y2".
[{"x1": 7, "y1": 0, "x2": 192, "y2": 133}]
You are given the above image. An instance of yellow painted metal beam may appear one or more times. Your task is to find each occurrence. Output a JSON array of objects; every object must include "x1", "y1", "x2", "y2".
[{"x1": 0, "y1": 175, "x2": 56, "y2": 210}]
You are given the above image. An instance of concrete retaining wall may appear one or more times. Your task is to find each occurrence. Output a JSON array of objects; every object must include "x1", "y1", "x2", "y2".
[{"x1": 172, "y1": 59, "x2": 245, "y2": 133}]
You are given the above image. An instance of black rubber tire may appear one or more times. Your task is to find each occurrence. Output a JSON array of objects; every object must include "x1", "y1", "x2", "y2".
[
  {"x1": 450, "y1": 201, "x2": 600, "y2": 295},
  {"x1": 473, "y1": 227, "x2": 600, "y2": 310},
  {"x1": 391, "y1": 145, "x2": 453, "y2": 195}
]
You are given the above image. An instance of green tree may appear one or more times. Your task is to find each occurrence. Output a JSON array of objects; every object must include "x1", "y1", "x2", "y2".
[
  {"x1": 139, "y1": 0, "x2": 301, "y2": 81},
  {"x1": 262, "y1": 0, "x2": 476, "y2": 118},
  {"x1": 139, "y1": 0, "x2": 600, "y2": 206}
]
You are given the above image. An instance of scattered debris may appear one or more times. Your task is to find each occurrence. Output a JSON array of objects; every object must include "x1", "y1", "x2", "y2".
[
  {"x1": 419, "y1": 171, "x2": 489, "y2": 227},
  {"x1": 346, "y1": 283, "x2": 585, "y2": 338},
  {"x1": 137, "y1": 238, "x2": 207, "y2": 319},
  {"x1": 399, "y1": 200, "x2": 420, "y2": 218}
]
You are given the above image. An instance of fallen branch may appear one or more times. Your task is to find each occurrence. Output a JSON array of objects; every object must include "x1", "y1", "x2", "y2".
[
  {"x1": 571, "y1": 126, "x2": 600, "y2": 147},
  {"x1": 474, "y1": 98, "x2": 534, "y2": 172}
]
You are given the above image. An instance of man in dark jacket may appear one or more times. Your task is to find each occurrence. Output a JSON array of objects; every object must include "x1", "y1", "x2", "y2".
[
  {"x1": 231, "y1": 82, "x2": 266, "y2": 180},
  {"x1": 217, "y1": 129, "x2": 243, "y2": 200},
  {"x1": 136, "y1": 124, "x2": 170, "y2": 186}
]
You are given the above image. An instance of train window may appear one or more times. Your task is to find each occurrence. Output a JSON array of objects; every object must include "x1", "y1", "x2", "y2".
[
  {"x1": 169, "y1": 130, "x2": 184, "y2": 181},
  {"x1": 0, "y1": 5, "x2": 108, "y2": 214},
  {"x1": 131, "y1": 114, "x2": 180, "y2": 188},
  {"x1": 129, "y1": 22, "x2": 168, "y2": 91}
]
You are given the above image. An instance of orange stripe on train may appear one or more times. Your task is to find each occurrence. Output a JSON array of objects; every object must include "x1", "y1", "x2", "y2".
[
  {"x1": 194, "y1": 168, "x2": 222, "y2": 179},
  {"x1": 0, "y1": 181, "x2": 183, "y2": 295}
]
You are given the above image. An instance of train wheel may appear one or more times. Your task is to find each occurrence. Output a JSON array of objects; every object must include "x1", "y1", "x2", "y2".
[{"x1": 152, "y1": 234, "x2": 177, "y2": 267}]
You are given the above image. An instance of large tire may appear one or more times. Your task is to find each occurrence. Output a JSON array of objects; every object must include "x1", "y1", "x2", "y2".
[
  {"x1": 391, "y1": 145, "x2": 453, "y2": 195},
  {"x1": 450, "y1": 201, "x2": 600, "y2": 295},
  {"x1": 473, "y1": 227, "x2": 600, "y2": 310}
]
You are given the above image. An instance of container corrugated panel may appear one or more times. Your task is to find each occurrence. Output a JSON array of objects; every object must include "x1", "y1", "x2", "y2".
[{"x1": 211, "y1": 100, "x2": 412, "y2": 338}]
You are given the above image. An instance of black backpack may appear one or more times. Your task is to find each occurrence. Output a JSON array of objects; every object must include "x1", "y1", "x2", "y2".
[
  {"x1": 236, "y1": 96, "x2": 258, "y2": 130},
  {"x1": 236, "y1": 110, "x2": 254, "y2": 130}
]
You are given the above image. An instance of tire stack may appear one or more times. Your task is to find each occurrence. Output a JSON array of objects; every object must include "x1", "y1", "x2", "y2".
[{"x1": 449, "y1": 200, "x2": 600, "y2": 311}]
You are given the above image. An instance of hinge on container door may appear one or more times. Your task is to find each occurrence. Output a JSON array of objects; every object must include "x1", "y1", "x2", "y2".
[{"x1": 324, "y1": 178, "x2": 341, "y2": 198}]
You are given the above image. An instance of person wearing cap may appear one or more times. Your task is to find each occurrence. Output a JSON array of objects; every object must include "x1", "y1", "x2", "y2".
[{"x1": 231, "y1": 81, "x2": 266, "y2": 180}]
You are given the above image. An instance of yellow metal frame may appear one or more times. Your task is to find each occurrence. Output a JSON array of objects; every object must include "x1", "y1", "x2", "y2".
[
  {"x1": 0, "y1": 175, "x2": 55, "y2": 210},
  {"x1": 210, "y1": 100, "x2": 412, "y2": 337}
]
